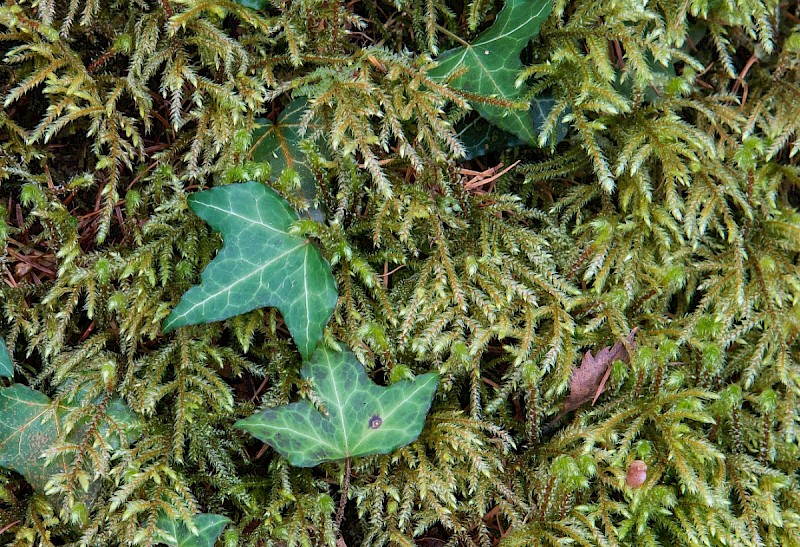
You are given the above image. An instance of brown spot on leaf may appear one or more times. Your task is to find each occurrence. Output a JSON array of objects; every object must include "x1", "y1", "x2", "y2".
[{"x1": 368, "y1": 415, "x2": 382, "y2": 429}]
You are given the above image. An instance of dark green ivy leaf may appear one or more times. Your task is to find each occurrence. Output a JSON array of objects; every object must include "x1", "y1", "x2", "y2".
[
  {"x1": 0, "y1": 337, "x2": 12, "y2": 378},
  {"x1": 251, "y1": 98, "x2": 324, "y2": 220},
  {"x1": 155, "y1": 513, "x2": 230, "y2": 547},
  {"x1": 0, "y1": 385, "x2": 68, "y2": 491},
  {"x1": 458, "y1": 94, "x2": 568, "y2": 159},
  {"x1": 163, "y1": 182, "x2": 338, "y2": 360},
  {"x1": 428, "y1": 0, "x2": 555, "y2": 143},
  {"x1": 236, "y1": 347, "x2": 438, "y2": 467},
  {"x1": 0, "y1": 385, "x2": 139, "y2": 492},
  {"x1": 232, "y1": 0, "x2": 267, "y2": 9}
]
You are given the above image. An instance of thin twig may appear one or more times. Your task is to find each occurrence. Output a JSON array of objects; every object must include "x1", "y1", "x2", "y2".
[
  {"x1": 462, "y1": 160, "x2": 521, "y2": 191},
  {"x1": 160, "y1": 0, "x2": 173, "y2": 18},
  {"x1": 335, "y1": 457, "x2": 351, "y2": 535},
  {"x1": 732, "y1": 54, "x2": 758, "y2": 107},
  {"x1": 0, "y1": 521, "x2": 20, "y2": 535}
]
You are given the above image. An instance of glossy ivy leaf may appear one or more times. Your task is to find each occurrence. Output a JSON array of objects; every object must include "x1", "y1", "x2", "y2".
[
  {"x1": 531, "y1": 94, "x2": 569, "y2": 145},
  {"x1": 0, "y1": 385, "x2": 139, "y2": 492},
  {"x1": 428, "y1": 0, "x2": 554, "y2": 143},
  {"x1": 251, "y1": 98, "x2": 323, "y2": 220},
  {"x1": 155, "y1": 513, "x2": 230, "y2": 547},
  {"x1": 0, "y1": 337, "x2": 12, "y2": 378},
  {"x1": 235, "y1": 347, "x2": 438, "y2": 467},
  {"x1": 163, "y1": 181, "x2": 337, "y2": 360}
]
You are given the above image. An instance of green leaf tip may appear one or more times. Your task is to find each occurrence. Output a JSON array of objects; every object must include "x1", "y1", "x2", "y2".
[
  {"x1": 155, "y1": 513, "x2": 230, "y2": 547},
  {"x1": 428, "y1": 0, "x2": 555, "y2": 143},
  {"x1": 163, "y1": 181, "x2": 338, "y2": 360},
  {"x1": 235, "y1": 347, "x2": 438, "y2": 467},
  {"x1": 0, "y1": 337, "x2": 12, "y2": 378}
]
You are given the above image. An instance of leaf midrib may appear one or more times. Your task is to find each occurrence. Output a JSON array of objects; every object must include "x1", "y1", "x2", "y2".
[
  {"x1": 347, "y1": 375, "x2": 435, "y2": 454},
  {"x1": 475, "y1": 1, "x2": 550, "y2": 48},
  {"x1": 260, "y1": 420, "x2": 338, "y2": 453},
  {"x1": 324, "y1": 350, "x2": 350, "y2": 454},
  {"x1": 193, "y1": 201, "x2": 289, "y2": 236},
  {"x1": 166, "y1": 243, "x2": 305, "y2": 325}
]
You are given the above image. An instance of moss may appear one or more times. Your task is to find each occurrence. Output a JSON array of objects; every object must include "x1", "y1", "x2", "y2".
[{"x1": 2, "y1": 0, "x2": 800, "y2": 544}]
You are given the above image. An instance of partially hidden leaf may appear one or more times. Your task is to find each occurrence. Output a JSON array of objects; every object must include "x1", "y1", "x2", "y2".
[
  {"x1": 428, "y1": 0, "x2": 555, "y2": 143},
  {"x1": 615, "y1": 53, "x2": 677, "y2": 104},
  {"x1": 103, "y1": 397, "x2": 141, "y2": 450},
  {"x1": 457, "y1": 116, "x2": 525, "y2": 160},
  {"x1": 564, "y1": 328, "x2": 638, "y2": 413},
  {"x1": 232, "y1": 0, "x2": 267, "y2": 9},
  {"x1": 531, "y1": 93, "x2": 569, "y2": 145},
  {"x1": 235, "y1": 347, "x2": 438, "y2": 467},
  {"x1": 0, "y1": 385, "x2": 140, "y2": 492},
  {"x1": 0, "y1": 337, "x2": 12, "y2": 378},
  {"x1": 163, "y1": 181, "x2": 338, "y2": 360},
  {"x1": 0, "y1": 385, "x2": 68, "y2": 491},
  {"x1": 155, "y1": 513, "x2": 230, "y2": 547},
  {"x1": 457, "y1": 94, "x2": 568, "y2": 159},
  {"x1": 251, "y1": 98, "x2": 324, "y2": 220}
]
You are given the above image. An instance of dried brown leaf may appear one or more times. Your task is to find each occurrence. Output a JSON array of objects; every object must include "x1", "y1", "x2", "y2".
[{"x1": 563, "y1": 328, "x2": 638, "y2": 413}]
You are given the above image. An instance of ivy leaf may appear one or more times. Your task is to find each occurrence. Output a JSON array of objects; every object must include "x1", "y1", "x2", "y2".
[
  {"x1": 615, "y1": 53, "x2": 677, "y2": 104},
  {"x1": 163, "y1": 181, "x2": 338, "y2": 360},
  {"x1": 235, "y1": 347, "x2": 438, "y2": 467},
  {"x1": 155, "y1": 513, "x2": 230, "y2": 547},
  {"x1": 0, "y1": 385, "x2": 69, "y2": 491},
  {"x1": 458, "y1": 116, "x2": 525, "y2": 160},
  {"x1": 232, "y1": 0, "x2": 267, "y2": 9},
  {"x1": 251, "y1": 98, "x2": 323, "y2": 220},
  {"x1": 457, "y1": 94, "x2": 567, "y2": 159},
  {"x1": 0, "y1": 385, "x2": 140, "y2": 492},
  {"x1": 428, "y1": 0, "x2": 554, "y2": 143},
  {"x1": 0, "y1": 337, "x2": 12, "y2": 378}
]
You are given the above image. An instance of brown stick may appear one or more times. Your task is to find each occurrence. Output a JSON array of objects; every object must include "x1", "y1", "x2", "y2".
[
  {"x1": 0, "y1": 521, "x2": 20, "y2": 535},
  {"x1": 87, "y1": 50, "x2": 117, "y2": 73},
  {"x1": 732, "y1": 54, "x2": 758, "y2": 94},
  {"x1": 335, "y1": 457, "x2": 351, "y2": 534},
  {"x1": 160, "y1": 0, "x2": 173, "y2": 18}
]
